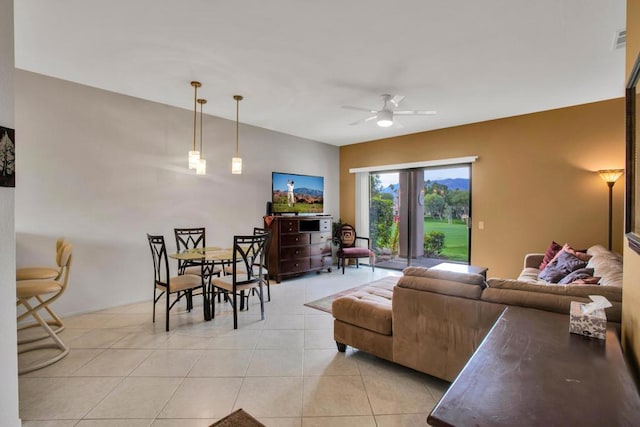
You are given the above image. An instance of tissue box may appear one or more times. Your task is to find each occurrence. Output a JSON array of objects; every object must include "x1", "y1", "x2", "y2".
[{"x1": 569, "y1": 301, "x2": 607, "y2": 340}]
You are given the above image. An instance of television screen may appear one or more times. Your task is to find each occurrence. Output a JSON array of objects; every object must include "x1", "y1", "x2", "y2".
[{"x1": 272, "y1": 172, "x2": 324, "y2": 214}]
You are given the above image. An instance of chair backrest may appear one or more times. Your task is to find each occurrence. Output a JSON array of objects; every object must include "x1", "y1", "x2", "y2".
[
  {"x1": 337, "y1": 224, "x2": 357, "y2": 248},
  {"x1": 147, "y1": 234, "x2": 170, "y2": 289},
  {"x1": 56, "y1": 242, "x2": 73, "y2": 290},
  {"x1": 231, "y1": 233, "x2": 269, "y2": 284},
  {"x1": 253, "y1": 227, "x2": 271, "y2": 268},
  {"x1": 174, "y1": 227, "x2": 206, "y2": 253}
]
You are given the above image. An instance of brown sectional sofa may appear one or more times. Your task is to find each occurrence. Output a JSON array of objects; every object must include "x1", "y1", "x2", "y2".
[{"x1": 332, "y1": 244, "x2": 622, "y2": 382}]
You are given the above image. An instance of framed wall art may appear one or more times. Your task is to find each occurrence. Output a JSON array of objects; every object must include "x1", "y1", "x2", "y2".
[{"x1": 0, "y1": 126, "x2": 15, "y2": 188}]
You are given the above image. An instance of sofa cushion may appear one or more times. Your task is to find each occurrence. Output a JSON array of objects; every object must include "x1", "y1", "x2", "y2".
[
  {"x1": 399, "y1": 267, "x2": 485, "y2": 300},
  {"x1": 483, "y1": 278, "x2": 622, "y2": 323},
  {"x1": 558, "y1": 268, "x2": 595, "y2": 284},
  {"x1": 332, "y1": 282, "x2": 394, "y2": 336}
]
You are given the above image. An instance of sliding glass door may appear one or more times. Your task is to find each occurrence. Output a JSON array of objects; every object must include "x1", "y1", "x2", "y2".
[{"x1": 369, "y1": 164, "x2": 471, "y2": 270}]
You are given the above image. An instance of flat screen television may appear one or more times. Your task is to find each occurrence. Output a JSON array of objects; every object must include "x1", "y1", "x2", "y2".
[{"x1": 272, "y1": 172, "x2": 324, "y2": 214}]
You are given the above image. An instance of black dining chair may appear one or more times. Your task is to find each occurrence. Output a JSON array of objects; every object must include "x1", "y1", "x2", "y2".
[
  {"x1": 225, "y1": 227, "x2": 272, "y2": 303},
  {"x1": 174, "y1": 227, "x2": 221, "y2": 308},
  {"x1": 147, "y1": 234, "x2": 204, "y2": 331},
  {"x1": 211, "y1": 233, "x2": 269, "y2": 329}
]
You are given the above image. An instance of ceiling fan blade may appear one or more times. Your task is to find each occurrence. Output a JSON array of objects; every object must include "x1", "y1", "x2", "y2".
[
  {"x1": 342, "y1": 105, "x2": 377, "y2": 113},
  {"x1": 389, "y1": 95, "x2": 405, "y2": 107},
  {"x1": 393, "y1": 110, "x2": 437, "y2": 116},
  {"x1": 349, "y1": 115, "x2": 377, "y2": 126}
]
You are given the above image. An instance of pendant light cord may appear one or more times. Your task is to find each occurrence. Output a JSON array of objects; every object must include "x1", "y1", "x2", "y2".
[
  {"x1": 191, "y1": 81, "x2": 201, "y2": 152},
  {"x1": 235, "y1": 97, "x2": 239, "y2": 156},
  {"x1": 198, "y1": 99, "x2": 206, "y2": 155}
]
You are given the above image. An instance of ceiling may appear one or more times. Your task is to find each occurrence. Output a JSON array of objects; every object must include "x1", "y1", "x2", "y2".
[{"x1": 14, "y1": 0, "x2": 626, "y2": 146}]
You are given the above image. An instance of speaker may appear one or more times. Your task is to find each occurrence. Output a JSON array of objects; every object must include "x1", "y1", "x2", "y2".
[{"x1": 266, "y1": 201, "x2": 273, "y2": 216}]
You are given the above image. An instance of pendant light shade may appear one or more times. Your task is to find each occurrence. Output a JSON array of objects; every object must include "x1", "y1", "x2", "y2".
[
  {"x1": 188, "y1": 81, "x2": 201, "y2": 169},
  {"x1": 196, "y1": 98, "x2": 207, "y2": 175},
  {"x1": 232, "y1": 95, "x2": 243, "y2": 175}
]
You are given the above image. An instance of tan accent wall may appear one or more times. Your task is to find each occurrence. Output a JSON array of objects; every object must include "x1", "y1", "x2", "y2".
[
  {"x1": 623, "y1": 0, "x2": 640, "y2": 376},
  {"x1": 340, "y1": 98, "x2": 625, "y2": 279}
]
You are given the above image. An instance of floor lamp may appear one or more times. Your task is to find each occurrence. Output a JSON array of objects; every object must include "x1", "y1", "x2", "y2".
[{"x1": 598, "y1": 169, "x2": 624, "y2": 250}]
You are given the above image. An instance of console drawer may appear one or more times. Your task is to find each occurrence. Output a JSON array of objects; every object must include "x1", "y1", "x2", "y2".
[
  {"x1": 311, "y1": 232, "x2": 331, "y2": 245},
  {"x1": 310, "y1": 256, "x2": 332, "y2": 269},
  {"x1": 280, "y1": 258, "x2": 310, "y2": 273},
  {"x1": 310, "y1": 243, "x2": 331, "y2": 256},
  {"x1": 281, "y1": 246, "x2": 310, "y2": 260},
  {"x1": 280, "y1": 233, "x2": 309, "y2": 246},
  {"x1": 280, "y1": 220, "x2": 299, "y2": 233}
]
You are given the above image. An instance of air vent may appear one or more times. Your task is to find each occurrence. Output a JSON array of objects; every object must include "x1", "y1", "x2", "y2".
[{"x1": 614, "y1": 29, "x2": 626, "y2": 50}]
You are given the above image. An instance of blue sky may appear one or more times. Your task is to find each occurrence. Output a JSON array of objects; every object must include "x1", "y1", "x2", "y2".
[{"x1": 272, "y1": 172, "x2": 324, "y2": 192}]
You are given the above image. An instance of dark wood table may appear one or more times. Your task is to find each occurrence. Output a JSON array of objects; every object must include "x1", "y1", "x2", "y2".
[
  {"x1": 431, "y1": 262, "x2": 488, "y2": 278},
  {"x1": 428, "y1": 306, "x2": 640, "y2": 426}
]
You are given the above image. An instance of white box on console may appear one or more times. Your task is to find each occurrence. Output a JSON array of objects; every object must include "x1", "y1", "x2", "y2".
[{"x1": 569, "y1": 301, "x2": 607, "y2": 340}]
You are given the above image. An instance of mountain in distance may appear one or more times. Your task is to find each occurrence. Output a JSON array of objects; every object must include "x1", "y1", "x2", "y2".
[
  {"x1": 427, "y1": 178, "x2": 469, "y2": 191},
  {"x1": 294, "y1": 187, "x2": 323, "y2": 197},
  {"x1": 381, "y1": 183, "x2": 399, "y2": 195},
  {"x1": 380, "y1": 179, "x2": 469, "y2": 193}
]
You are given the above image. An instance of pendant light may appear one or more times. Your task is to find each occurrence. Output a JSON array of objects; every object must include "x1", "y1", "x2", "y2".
[
  {"x1": 232, "y1": 95, "x2": 243, "y2": 175},
  {"x1": 196, "y1": 98, "x2": 207, "y2": 175},
  {"x1": 188, "y1": 81, "x2": 201, "y2": 169}
]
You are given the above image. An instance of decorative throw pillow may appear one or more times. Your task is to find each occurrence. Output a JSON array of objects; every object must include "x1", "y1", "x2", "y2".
[
  {"x1": 539, "y1": 241, "x2": 563, "y2": 270},
  {"x1": 538, "y1": 250, "x2": 587, "y2": 283},
  {"x1": 562, "y1": 244, "x2": 592, "y2": 262},
  {"x1": 572, "y1": 276, "x2": 601, "y2": 285},
  {"x1": 559, "y1": 268, "x2": 595, "y2": 285}
]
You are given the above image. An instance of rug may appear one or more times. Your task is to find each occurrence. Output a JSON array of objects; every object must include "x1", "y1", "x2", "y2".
[
  {"x1": 210, "y1": 408, "x2": 264, "y2": 427},
  {"x1": 304, "y1": 276, "x2": 399, "y2": 314},
  {"x1": 304, "y1": 284, "x2": 370, "y2": 314}
]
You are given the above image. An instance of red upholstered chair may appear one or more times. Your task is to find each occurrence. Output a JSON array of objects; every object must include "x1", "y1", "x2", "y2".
[{"x1": 335, "y1": 224, "x2": 375, "y2": 274}]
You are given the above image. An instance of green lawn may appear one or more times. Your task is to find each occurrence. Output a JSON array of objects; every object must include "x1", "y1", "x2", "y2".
[{"x1": 424, "y1": 218, "x2": 469, "y2": 262}]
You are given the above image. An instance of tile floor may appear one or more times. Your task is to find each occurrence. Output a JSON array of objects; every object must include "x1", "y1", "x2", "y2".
[{"x1": 17, "y1": 267, "x2": 449, "y2": 426}]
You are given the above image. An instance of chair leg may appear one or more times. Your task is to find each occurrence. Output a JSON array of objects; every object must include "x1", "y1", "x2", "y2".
[
  {"x1": 17, "y1": 298, "x2": 69, "y2": 375},
  {"x1": 165, "y1": 291, "x2": 170, "y2": 332},
  {"x1": 232, "y1": 290, "x2": 238, "y2": 330},
  {"x1": 153, "y1": 288, "x2": 158, "y2": 324},
  {"x1": 341, "y1": 257, "x2": 345, "y2": 274},
  {"x1": 258, "y1": 283, "x2": 265, "y2": 321},
  {"x1": 17, "y1": 295, "x2": 66, "y2": 344}
]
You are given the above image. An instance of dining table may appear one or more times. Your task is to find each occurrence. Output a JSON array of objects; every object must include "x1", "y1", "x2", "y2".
[{"x1": 169, "y1": 246, "x2": 235, "y2": 321}]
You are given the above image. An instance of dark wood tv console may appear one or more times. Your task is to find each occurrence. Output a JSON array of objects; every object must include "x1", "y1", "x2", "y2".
[{"x1": 264, "y1": 215, "x2": 333, "y2": 283}]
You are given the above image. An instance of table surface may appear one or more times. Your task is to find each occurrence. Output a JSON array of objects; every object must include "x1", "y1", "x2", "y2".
[
  {"x1": 431, "y1": 262, "x2": 488, "y2": 276},
  {"x1": 169, "y1": 247, "x2": 233, "y2": 261},
  {"x1": 427, "y1": 306, "x2": 640, "y2": 427}
]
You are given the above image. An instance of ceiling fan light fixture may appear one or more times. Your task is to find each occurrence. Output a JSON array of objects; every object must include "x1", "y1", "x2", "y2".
[{"x1": 377, "y1": 110, "x2": 393, "y2": 127}]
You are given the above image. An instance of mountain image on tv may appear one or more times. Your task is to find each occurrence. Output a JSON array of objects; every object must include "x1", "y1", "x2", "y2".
[{"x1": 272, "y1": 172, "x2": 324, "y2": 214}]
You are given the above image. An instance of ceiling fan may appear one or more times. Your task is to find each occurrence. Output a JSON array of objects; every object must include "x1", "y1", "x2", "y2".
[{"x1": 342, "y1": 94, "x2": 437, "y2": 127}]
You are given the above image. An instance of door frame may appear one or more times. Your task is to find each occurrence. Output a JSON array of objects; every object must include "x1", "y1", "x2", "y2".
[{"x1": 352, "y1": 156, "x2": 477, "y2": 265}]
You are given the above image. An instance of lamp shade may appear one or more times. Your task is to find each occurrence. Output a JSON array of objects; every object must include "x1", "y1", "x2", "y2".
[
  {"x1": 597, "y1": 169, "x2": 624, "y2": 184},
  {"x1": 196, "y1": 158, "x2": 206, "y2": 175},
  {"x1": 377, "y1": 110, "x2": 393, "y2": 127},
  {"x1": 189, "y1": 150, "x2": 201, "y2": 169},
  {"x1": 232, "y1": 157, "x2": 242, "y2": 174}
]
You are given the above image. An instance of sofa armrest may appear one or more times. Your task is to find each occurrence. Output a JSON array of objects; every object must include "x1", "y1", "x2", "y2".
[
  {"x1": 482, "y1": 278, "x2": 622, "y2": 323},
  {"x1": 524, "y1": 253, "x2": 544, "y2": 269}
]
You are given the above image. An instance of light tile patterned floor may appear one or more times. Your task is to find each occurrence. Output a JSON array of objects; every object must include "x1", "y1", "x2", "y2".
[{"x1": 18, "y1": 267, "x2": 449, "y2": 426}]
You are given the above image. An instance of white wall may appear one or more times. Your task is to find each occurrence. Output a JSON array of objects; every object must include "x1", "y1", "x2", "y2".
[
  {"x1": 15, "y1": 70, "x2": 339, "y2": 316},
  {"x1": 0, "y1": 0, "x2": 20, "y2": 424}
]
